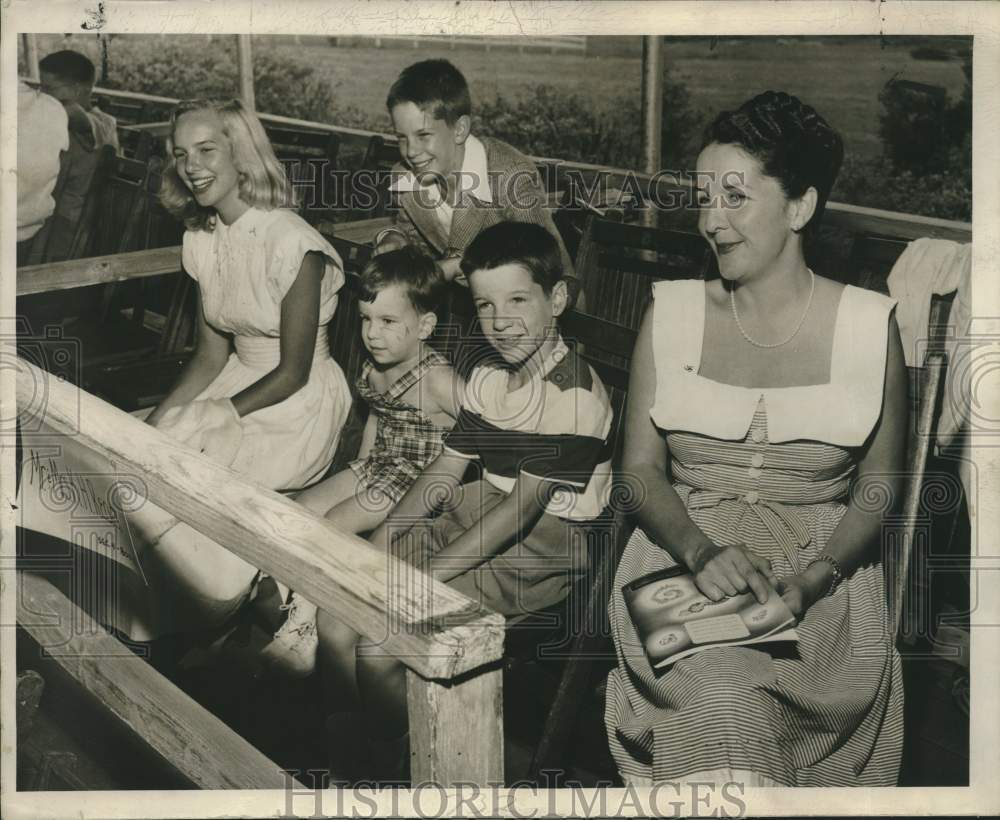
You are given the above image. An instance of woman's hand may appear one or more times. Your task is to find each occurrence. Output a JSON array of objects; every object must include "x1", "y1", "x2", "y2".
[
  {"x1": 688, "y1": 541, "x2": 777, "y2": 605},
  {"x1": 777, "y1": 560, "x2": 836, "y2": 621}
]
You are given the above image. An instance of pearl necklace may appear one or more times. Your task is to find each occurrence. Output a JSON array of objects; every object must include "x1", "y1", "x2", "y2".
[{"x1": 730, "y1": 269, "x2": 816, "y2": 349}]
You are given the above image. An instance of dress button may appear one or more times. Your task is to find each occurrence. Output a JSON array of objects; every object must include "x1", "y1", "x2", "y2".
[
  {"x1": 750, "y1": 429, "x2": 765, "y2": 444},
  {"x1": 744, "y1": 490, "x2": 759, "y2": 504},
  {"x1": 748, "y1": 467, "x2": 762, "y2": 479},
  {"x1": 751, "y1": 453, "x2": 764, "y2": 468}
]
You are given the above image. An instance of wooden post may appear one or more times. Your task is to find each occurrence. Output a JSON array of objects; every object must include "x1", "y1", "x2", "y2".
[
  {"x1": 640, "y1": 35, "x2": 663, "y2": 228},
  {"x1": 236, "y1": 34, "x2": 255, "y2": 110},
  {"x1": 23, "y1": 33, "x2": 40, "y2": 81},
  {"x1": 407, "y1": 665, "x2": 504, "y2": 785}
]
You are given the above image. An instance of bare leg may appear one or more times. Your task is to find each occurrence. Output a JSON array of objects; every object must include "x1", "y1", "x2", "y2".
[
  {"x1": 355, "y1": 640, "x2": 408, "y2": 740},
  {"x1": 295, "y1": 468, "x2": 364, "y2": 515},
  {"x1": 316, "y1": 607, "x2": 363, "y2": 713}
]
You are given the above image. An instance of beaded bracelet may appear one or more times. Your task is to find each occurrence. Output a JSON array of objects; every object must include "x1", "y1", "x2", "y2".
[{"x1": 807, "y1": 553, "x2": 845, "y2": 596}]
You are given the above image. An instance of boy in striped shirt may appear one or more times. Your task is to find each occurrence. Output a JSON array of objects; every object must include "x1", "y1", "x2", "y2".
[{"x1": 320, "y1": 222, "x2": 613, "y2": 774}]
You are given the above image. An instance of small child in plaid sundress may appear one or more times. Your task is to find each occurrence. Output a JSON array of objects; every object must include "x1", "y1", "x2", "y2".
[{"x1": 261, "y1": 247, "x2": 462, "y2": 674}]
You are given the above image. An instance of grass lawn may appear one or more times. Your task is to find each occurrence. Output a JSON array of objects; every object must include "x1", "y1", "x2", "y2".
[
  {"x1": 27, "y1": 33, "x2": 969, "y2": 163},
  {"x1": 271, "y1": 35, "x2": 970, "y2": 161}
]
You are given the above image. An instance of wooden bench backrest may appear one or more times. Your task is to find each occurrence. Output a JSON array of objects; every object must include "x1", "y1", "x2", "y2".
[
  {"x1": 118, "y1": 126, "x2": 158, "y2": 162},
  {"x1": 575, "y1": 216, "x2": 713, "y2": 361},
  {"x1": 93, "y1": 95, "x2": 147, "y2": 126}
]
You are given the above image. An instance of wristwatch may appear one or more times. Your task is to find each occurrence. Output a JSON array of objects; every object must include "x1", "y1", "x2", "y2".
[{"x1": 808, "y1": 553, "x2": 845, "y2": 595}]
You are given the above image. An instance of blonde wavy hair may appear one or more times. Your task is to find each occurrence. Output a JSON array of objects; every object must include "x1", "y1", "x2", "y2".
[{"x1": 160, "y1": 98, "x2": 296, "y2": 231}]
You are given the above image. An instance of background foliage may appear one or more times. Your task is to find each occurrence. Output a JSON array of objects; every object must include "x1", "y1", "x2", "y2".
[{"x1": 22, "y1": 34, "x2": 971, "y2": 221}]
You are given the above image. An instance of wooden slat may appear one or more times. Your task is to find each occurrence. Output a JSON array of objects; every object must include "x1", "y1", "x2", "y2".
[
  {"x1": 891, "y1": 351, "x2": 948, "y2": 638},
  {"x1": 17, "y1": 247, "x2": 182, "y2": 296},
  {"x1": 826, "y1": 202, "x2": 971, "y2": 243},
  {"x1": 17, "y1": 573, "x2": 296, "y2": 789},
  {"x1": 323, "y1": 216, "x2": 394, "y2": 247},
  {"x1": 13, "y1": 216, "x2": 390, "y2": 298},
  {"x1": 14, "y1": 356, "x2": 504, "y2": 680},
  {"x1": 74, "y1": 84, "x2": 973, "y2": 245},
  {"x1": 591, "y1": 219, "x2": 702, "y2": 252},
  {"x1": 406, "y1": 665, "x2": 504, "y2": 785},
  {"x1": 560, "y1": 309, "x2": 637, "y2": 360},
  {"x1": 596, "y1": 251, "x2": 706, "y2": 280}
]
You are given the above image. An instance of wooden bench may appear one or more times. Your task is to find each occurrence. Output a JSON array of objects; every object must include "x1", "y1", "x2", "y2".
[
  {"x1": 14, "y1": 338, "x2": 506, "y2": 787},
  {"x1": 14, "y1": 198, "x2": 971, "y2": 783}
]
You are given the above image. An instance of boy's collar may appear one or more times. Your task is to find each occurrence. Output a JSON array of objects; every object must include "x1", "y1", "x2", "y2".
[
  {"x1": 509, "y1": 334, "x2": 569, "y2": 383},
  {"x1": 390, "y1": 133, "x2": 493, "y2": 203}
]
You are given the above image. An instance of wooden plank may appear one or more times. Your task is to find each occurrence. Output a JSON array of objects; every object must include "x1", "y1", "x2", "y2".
[
  {"x1": 14, "y1": 356, "x2": 504, "y2": 680},
  {"x1": 17, "y1": 247, "x2": 182, "y2": 296},
  {"x1": 561, "y1": 309, "x2": 637, "y2": 359},
  {"x1": 77, "y1": 86, "x2": 974, "y2": 246},
  {"x1": 825, "y1": 201, "x2": 971, "y2": 243},
  {"x1": 892, "y1": 351, "x2": 948, "y2": 638},
  {"x1": 406, "y1": 665, "x2": 504, "y2": 785},
  {"x1": 17, "y1": 573, "x2": 297, "y2": 789},
  {"x1": 322, "y1": 216, "x2": 395, "y2": 247},
  {"x1": 596, "y1": 251, "x2": 705, "y2": 281}
]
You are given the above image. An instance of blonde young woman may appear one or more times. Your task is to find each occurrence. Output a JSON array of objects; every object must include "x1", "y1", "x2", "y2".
[{"x1": 134, "y1": 99, "x2": 350, "y2": 634}]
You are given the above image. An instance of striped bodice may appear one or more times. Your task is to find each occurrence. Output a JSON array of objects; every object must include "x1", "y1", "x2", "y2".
[{"x1": 667, "y1": 404, "x2": 855, "y2": 508}]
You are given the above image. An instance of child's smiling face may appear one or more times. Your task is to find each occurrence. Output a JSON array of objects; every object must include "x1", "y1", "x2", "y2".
[
  {"x1": 469, "y1": 263, "x2": 567, "y2": 369},
  {"x1": 390, "y1": 101, "x2": 468, "y2": 184},
  {"x1": 359, "y1": 283, "x2": 435, "y2": 368},
  {"x1": 171, "y1": 109, "x2": 247, "y2": 225}
]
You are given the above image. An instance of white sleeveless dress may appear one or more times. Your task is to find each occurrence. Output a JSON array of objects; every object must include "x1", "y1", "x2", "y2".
[
  {"x1": 604, "y1": 280, "x2": 905, "y2": 786},
  {"x1": 179, "y1": 206, "x2": 350, "y2": 489},
  {"x1": 132, "y1": 207, "x2": 350, "y2": 637}
]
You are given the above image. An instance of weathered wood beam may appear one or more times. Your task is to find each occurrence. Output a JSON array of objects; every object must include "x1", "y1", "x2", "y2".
[
  {"x1": 824, "y1": 201, "x2": 971, "y2": 243},
  {"x1": 17, "y1": 247, "x2": 183, "y2": 296},
  {"x1": 17, "y1": 573, "x2": 296, "y2": 789},
  {"x1": 14, "y1": 356, "x2": 505, "y2": 680},
  {"x1": 406, "y1": 665, "x2": 504, "y2": 785}
]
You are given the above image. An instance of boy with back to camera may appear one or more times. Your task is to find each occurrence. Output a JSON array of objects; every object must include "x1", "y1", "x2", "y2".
[
  {"x1": 373, "y1": 58, "x2": 579, "y2": 305},
  {"x1": 30, "y1": 49, "x2": 119, "y2": 263}
]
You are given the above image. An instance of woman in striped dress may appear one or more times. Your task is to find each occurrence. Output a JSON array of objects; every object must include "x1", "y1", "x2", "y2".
[{"x1": 605, "y1": 92, "x2": 907, "y2": 787}]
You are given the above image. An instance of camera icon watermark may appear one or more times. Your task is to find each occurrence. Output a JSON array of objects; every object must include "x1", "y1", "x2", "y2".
[{"x1": 2, "y1": 318, "x2": 82, "y2": 439}]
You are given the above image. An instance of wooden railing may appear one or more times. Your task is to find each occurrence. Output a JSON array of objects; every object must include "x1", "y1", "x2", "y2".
[
  {"x1": 79, "y1": 85, "x2": 974, "y2": 246},
  {"x1": 14, "y1": 250, "x2": 506, "y2": 787}
]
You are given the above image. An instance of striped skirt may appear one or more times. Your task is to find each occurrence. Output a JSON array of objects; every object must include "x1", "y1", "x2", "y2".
[{"x1": 604, "y1": 424, "x2": 904, "y2": 786}]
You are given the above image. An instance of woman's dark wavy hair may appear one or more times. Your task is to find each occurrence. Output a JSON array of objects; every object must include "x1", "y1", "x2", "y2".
[{"x1": 702, "y1": 91, "x2": 844, "y2": 236}]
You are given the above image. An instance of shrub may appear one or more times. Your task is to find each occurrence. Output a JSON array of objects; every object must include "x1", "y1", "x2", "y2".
[
  {"x1": 878, "y1": 80, "x2": 951, "y2": 174},
  {"x1": 98, "y1": 38, "x2": 340, "y2": 124},
  {"x1": 473, "y1": 71, "x2": 706, "y2": 170},
  {"x1": 475, "y1": 85, "x2": 641, "y2": 168},
  {"x1": 857, "y1": 58, "x2": 971, "y2": 221},
  {"x1": 832, "y1": 153, "x2": 970, "y2": 222}
]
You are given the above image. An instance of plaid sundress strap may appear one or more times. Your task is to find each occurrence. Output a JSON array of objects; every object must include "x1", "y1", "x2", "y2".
[{"x1": 359, "y1": 349, "x2": 449, "y2": 410}]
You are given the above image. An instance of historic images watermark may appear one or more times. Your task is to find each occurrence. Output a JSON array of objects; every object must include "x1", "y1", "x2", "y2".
[
  {"x1": 280, "y1": 772, "x2": 748, "y2": 818},
  {"x1": 278, "y1": 162, "x2": 743, "y2": 215}
]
